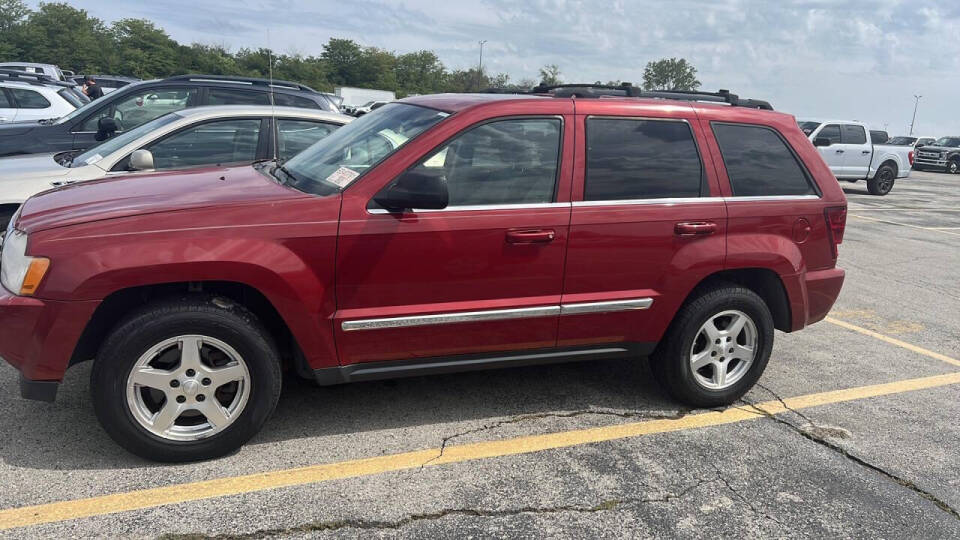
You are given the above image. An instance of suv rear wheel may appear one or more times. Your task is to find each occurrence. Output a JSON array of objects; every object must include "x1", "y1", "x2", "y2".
[
  {"x1": 91, "y1": 296, "x2": 282, "y2": 462},
  {"x1": 651, "y1": 284, "x2": 774, "y2": 407},
  {"x1": 948, "y1": 159, "x2": 960, "y2": 174}
]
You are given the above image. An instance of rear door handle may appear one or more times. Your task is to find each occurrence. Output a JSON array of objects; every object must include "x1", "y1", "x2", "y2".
[
  {"x1": 675, "y1": 222, "x2": 717, "y2": 237},
  {"x1": 506, "y1": 229, "x2": 555, "y2": 244},
  {"x1": 861, "y1": 150, "x2": 870, "y2": 154},
  {"x1": 835, "y1": 149, "x2": 845, "y2": 154}
]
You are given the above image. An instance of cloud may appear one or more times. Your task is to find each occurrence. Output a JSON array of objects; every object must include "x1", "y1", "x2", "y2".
[{"x1": 35, "y1": 0, "x2": 960, "y2": 134}]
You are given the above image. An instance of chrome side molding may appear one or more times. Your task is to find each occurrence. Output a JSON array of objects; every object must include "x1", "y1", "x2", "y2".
[{"x1": 341, "y1": 297, "x2": 654, "y2": 331}]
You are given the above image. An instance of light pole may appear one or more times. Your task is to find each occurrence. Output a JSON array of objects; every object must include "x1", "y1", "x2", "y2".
[
  {"x1": 476, "y1": 40, "x2": 487, "y2": 91},
  {"x1": 909, "y1": 95, "x2": 921, "y2": 135}
]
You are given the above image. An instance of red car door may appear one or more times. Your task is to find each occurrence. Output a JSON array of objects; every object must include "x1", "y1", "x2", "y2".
[
  {"x1": 334, "y1": 100, "x2": 575, "y2": 365},
  {"x1": 559, "y1": 101, "x2": 728, "y2": 350}
]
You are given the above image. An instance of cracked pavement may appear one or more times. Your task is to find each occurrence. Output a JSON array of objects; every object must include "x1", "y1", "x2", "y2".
[{"x1": 1, "y1": 171, "x2": 959, "y2": 538}]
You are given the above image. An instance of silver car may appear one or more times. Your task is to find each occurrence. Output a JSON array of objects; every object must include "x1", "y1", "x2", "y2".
[{"x1": 0, "y1": 106, "x2": 352, "y2": 228}]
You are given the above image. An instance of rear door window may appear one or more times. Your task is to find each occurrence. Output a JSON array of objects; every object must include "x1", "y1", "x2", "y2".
[
  {"x1": 841, "y1": 125, "x2": 867, "y2": 144},
  {"x1": 712, "y1": 123, "x2": 816, "y2": 197},
  {"x1": 273, "y1": 93, "x2": 319, "y2": 109},
  {"x1": 80, "y1": 87, "x2": 198, "y2": 131},
  {"x1": 584, "y1": 117, "x2": 703, "y2": 201},
  {"x1": 207, "y1": 88, "x2": 271, "y2": 106},
  {"x1": 0, "y1": 89, "x2": 13, "y2": 108},
  {"x1": 10, "y1": 88, "x2": 51, "y2": 109}
]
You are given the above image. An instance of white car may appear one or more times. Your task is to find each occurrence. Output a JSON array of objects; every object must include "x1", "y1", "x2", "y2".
[
  {"x1": 353, "y1": 100, "x2": 392, "y2": 116},
  {"x1": 0, "y1": 105, "x2": 351, "y2": 228},
  {"x1": 0, "y1": 78, "x2": 84, "y2": 123},
  {"x1": 798, "y1": 119, "x2": 912, "y2": 196}
]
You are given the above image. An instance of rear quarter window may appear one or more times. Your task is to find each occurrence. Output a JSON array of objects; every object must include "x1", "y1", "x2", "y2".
[
  {"x1": 712, "y1": 123, "x2": 817, "y2": 197},
  {"x1": 10, "y1": 88, "x2": 51, "y2": 109},
  {"x1": 584, "y1": 117, "x2": 703, "y2": 201}
]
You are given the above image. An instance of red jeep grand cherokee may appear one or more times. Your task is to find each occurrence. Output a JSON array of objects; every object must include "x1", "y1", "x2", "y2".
[{"x1": 0, "y1": 86, "x2": 846, "y2": 461}]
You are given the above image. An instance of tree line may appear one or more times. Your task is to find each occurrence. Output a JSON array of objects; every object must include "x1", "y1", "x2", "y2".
[{"x1": 0, "y1": 1, "x2": 701, "y2": 96}]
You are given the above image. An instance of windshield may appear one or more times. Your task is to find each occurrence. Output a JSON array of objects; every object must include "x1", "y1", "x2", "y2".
[
  {"x1": 887, "y1": 137, "x2": 916, "y2": 146},
  {"x1": 70, "y1": 112, "x2": 181, "y2": 168},
  {"x1": 934, "y1": 137, "x2": 960, "y2": 147},
  {"x1": 280, "y1": 103, "x2": 449, "y2": 196},
  {"x1": 797, "y1": 121, "x2": 821, "y2": 136}
]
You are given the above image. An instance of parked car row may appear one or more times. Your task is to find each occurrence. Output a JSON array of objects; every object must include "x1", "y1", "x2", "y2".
[{"x1": 0, "y1": 69, "x2": 88, "y2": 123}]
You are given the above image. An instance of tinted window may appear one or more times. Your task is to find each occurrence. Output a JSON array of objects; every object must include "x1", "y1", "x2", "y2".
[
  {"x1": 273, "y1": 93, "x2": 318, "y2": 109},
  {"x1": 585, "y1": 118, "x2": 702, "y2": 201},
  {"x1": 400, "y1": 118, "x2": 561, "y2": 206},
  {"x1": 797, "y1": 121, "x2": 820, "y2": 136},
  {"x1": 869, "y1": 130, "x2": 888, "y2": 144},
  {"x1": 0, "y1": 90, "x2": 12, "y2": 108},
  {"x1": 146, "y1": 118, "x2": 262, "y2": 169},
  {"x1": 712, "y1": 123, "x2": 815, "y2": 197},
  {"x1": 81, "y1": 87, "x2": 197, "y2": 131},
  {"x1": 276, "y1": 119, "x2": 337, "y2": 160},
  {"x1": 841, "y1": 124, "x2": 866, "y2": 144},
  {"x1": 207, "y1": 88, "x2": 271, "y2": 106},
  {"x1": 816, "y1": 124, "x2": 841, "y2": 144},
  {"x1": 10, "y1": 88, "x2": 50, "y2": 109},
  {"x1": 58, "y1": 88, "x2": 84, "y2": 108}
]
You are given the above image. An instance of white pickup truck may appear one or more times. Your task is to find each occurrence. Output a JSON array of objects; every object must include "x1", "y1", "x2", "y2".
[{"x1": 798, "y1": 119, "x2": 913, "y2": 196}]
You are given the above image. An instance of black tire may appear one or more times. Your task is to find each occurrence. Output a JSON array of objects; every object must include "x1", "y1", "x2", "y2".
[
  {"x1": 867, "y1": 164, "x2": 896, "y2": 196},
  {"x1": 91, "y1": 296, "x2": 282, "y2": 462},
  {"x1": 651, "y1": 283, "x2": 774, "y2": 407},
  {"x1": 948, "y1": 159, "x2": 960, "y2": 175}
]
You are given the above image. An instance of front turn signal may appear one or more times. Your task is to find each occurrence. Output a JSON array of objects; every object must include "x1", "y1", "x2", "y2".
[{"x1": 19, "y1": 258, "x2": 50, "y2": 296}]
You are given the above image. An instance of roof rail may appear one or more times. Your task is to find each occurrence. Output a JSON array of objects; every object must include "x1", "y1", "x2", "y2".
[
  {"x1": 523, "y1": 83, "x2": 773, "y2": 110},
  {"x1": 162, "y1": 74, "x2": 317, "y2": 93},
  {"x1": 0, "y1": 68, "x2": 77, "y2": 88}
]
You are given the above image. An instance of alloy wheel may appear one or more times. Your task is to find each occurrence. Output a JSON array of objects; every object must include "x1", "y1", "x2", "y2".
[
  {"x1": 689, "y1": 310, "x2": 758, "y2": 390},
  {"x1": 125, "y1": 335, "x2": 251, "y2": 441}
]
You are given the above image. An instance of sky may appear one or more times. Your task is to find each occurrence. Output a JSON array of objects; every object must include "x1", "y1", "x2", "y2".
[{"x1": 45, "y1": 0, "x2": 960, "y2": 136}]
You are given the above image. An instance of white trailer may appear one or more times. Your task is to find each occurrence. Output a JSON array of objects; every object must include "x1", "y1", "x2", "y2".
[{"x1": 335, "y1": 87, "x2": 396, "y2": 110}]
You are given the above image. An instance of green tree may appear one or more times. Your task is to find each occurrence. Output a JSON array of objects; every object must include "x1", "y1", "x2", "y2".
[
  {"x1": 321, "y1": 38, "x2": 364, "y2": 86},
  {"x1": 15, "y1": 2, "x2": 112, "y2": 73},
  {"x1": 641, "y1": 57, "x2": 700, "y2": 91},
  {"x1": 538, "y1": 64, "x2": 561, "y2": 86},
  {"x1": 395, "y1": 50, "x2": 444, "y2": 96},
  {"x1": 110, "y1": 19, "x2": 179, "y2": 78}
]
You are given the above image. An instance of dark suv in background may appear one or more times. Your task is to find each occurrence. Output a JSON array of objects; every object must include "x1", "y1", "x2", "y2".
[
  {"x1": 913, "y1": 136, "x2": 960, "y2": 174},
  {"x1": 0, "y1": 74, "x2": 339, "y2": 157}
]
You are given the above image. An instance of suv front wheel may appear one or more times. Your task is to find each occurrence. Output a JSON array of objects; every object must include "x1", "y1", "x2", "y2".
[
  {"x1": 91, "y1": 296, "x2": 282, "y2": 462},
  {"x1": 651, "y1": 284, "x2": 774, "y2": 407}
]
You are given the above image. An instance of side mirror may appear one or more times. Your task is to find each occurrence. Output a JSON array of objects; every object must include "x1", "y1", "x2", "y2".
[
  {"x1": 95, "y1": 117, "x2": 118, "y2": 141},
  {"x1": 813, "y1": 137, "x2": 832, "y2": 147},
  {"x1": 129, "y1": 149, "x2": 155, "y2": 171},
  {"x1": 373, "y1": 170, "x2": 448, "y2": 212}
]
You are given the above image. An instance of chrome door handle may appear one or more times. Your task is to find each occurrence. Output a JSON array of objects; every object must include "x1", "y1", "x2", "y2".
[
  {"x1": 675, "y1": 221, "x2": 718, "y2": 236},
  {"x1": 50, "y1": 180, "x2": 78, "y2": 187}
]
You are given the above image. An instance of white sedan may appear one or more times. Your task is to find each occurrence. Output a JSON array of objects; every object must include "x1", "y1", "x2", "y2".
[{"x1": 0, "y1": 105, "x2": 351, "y2": 228}]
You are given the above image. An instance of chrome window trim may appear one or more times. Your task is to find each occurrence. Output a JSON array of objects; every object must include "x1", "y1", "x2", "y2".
[
  {"x1": 342, "y1": 305, "x2": 561, "y2": 331},
  {"x1": 560, "y1": 298, "x2": 653, "y2": 315},
  {"x1": 368, "y1": 202, "x2": 571, "y2": 215},
  {"x1": 341, "y1": 297, "x2": 654, "y2": 331},
  {"x1": 723, "y1": 194, "x2": 821, "y2": 202},
  {"x1": 573, "y1": 197, "x2": 719, "y2": 207}
]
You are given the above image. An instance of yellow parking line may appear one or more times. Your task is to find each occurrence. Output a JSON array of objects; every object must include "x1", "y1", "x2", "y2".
[
  {"x1": 825, "y1": 317, "x2": 960, "y2": 368},
  {"x1": 849, "y1": 214, "x2": 960, "y2": 236},
  {"x1": 2, "y1": 371, "x2": 960, "y2": 531}
]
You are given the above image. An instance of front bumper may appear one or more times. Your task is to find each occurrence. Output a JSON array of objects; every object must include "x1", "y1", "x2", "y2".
[{"x1": 0, "y1": 286, "x2": 100, "y2": 401}]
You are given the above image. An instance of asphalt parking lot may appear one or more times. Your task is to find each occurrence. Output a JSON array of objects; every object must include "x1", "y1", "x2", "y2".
[{"x1": 0, "y1": 170, "x2": 958, "y2": 539}]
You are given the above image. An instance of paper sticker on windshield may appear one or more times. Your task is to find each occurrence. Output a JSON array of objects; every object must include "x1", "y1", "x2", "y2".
[
  {"x1": 84, "y1": 154, "x2": 103, "y2": 165},
  {"x1": 326, "y1": 167, "x2": 360, "y2": 188}
]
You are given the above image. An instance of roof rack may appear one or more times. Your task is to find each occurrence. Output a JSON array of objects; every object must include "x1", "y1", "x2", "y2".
[
  {"x1": 0, "y1": 68, "x2": 78, "y2": 88},
  {"x1": 163, "y1": 74, "x2": 317, "y2": 93},
  {"x1": 521, "y1": 82, "x2": 773, "y2": 110}
]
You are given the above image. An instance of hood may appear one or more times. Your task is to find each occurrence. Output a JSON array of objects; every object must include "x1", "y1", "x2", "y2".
[
  {"x1": 0, "y1": 121, "x2": 40, "y2": 137},
  {"x1": 917, "y1": 145, "x2": 958, "y2": 152},
  {"x1": 17, "y1": 164, "x2": 312, "y2": 233},
  {"x1": 0, "y1": 153, "x2": 69, "y2": 181}
]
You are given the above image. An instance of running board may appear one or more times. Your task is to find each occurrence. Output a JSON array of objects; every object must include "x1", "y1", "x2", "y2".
[{"x1": 313, "y1": 343, "x2": 655, "y2": 386}]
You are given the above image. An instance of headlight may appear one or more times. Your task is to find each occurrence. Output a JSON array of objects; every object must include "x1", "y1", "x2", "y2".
[{"x1": 1, "y1": 229, "x2": 50, "y2": 296}]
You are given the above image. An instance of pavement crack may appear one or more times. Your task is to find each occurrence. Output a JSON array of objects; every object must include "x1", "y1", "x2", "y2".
[
  {"x1": 711, "y1": 464, "x2": 785, "y2": 527},
  {"x1": 420, "y1": 408, "x2": 690, "y2": 470},
  {"x1": 740, "y1": 395, "x2": 960, "y2": 521},
  {"x1": 158, "y1": 478, "x2": 715, "y2": 539}
]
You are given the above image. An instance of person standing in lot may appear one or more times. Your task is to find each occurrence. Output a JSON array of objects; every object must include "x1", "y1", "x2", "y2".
[{"x1": 83, "y1": 75, "x2": 104, "y2": 100}]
